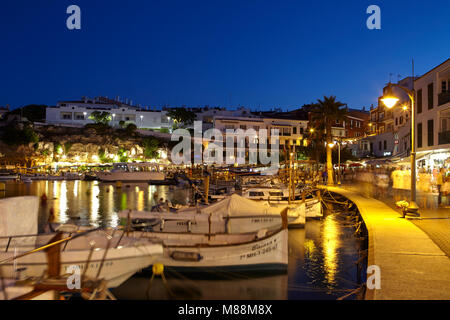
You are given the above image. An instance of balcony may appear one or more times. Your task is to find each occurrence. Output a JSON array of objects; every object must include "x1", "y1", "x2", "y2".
[
  {"x1": 438, "y1": 92, "x2": 450, "y2": 106},
  {"x1": 438, "y1": 130, "x2": 450, "y2": 145}
]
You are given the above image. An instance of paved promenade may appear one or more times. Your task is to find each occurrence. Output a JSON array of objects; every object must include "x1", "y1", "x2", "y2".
[{"x1": 323, "y1": 185, "x2": 450, "y2": 300}]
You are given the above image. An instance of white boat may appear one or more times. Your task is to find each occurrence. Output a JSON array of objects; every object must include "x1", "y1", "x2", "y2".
[
  {"x1": 96, "y1": 162, "x2": 165, "y2": 182},
  {"x1": 0, "y1": 196, "x2": 163, "y2": 289},
  {"x1": 0, "y1": 173, "x2": 18, "y2": 180},
  {"x1": 125, "y1": 221, "x2": 288, "y2": 272},
  {"x1": 241, "y1": 187, "x2": 323, "y2": 218},
  {"x1": 118, "y1": 194, "x2": 305, "y2": 232}
]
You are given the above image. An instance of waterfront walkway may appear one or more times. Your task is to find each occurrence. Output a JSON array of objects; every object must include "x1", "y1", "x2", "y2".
[{"x1": 322, "y1": 185, "x2": 450, "y2": 300}]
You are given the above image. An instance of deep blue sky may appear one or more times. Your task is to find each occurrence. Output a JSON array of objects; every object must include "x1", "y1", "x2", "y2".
[{"x1": 1, "y1": 0, "x2": 449, "y2": 111}]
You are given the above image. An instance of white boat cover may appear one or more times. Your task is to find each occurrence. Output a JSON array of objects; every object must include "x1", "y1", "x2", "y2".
[{"x1": 0, "y1": 196, "x2": 39, "y2": 239}]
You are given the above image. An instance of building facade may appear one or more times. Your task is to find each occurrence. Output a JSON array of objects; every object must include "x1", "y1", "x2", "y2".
[
  {"x1": 46, "y1": 96, "x2": 172, "y2": 130},
  {"x1": 414, "y1": 58, "x2": 450, "y2": 170}
]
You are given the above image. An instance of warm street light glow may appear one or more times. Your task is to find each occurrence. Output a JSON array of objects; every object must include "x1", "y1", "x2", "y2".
[
  {"x1": 381, "y1": 97, "x2": 399, "y2": 109},
  {"x1": 309, "y1": 128, "x2": 314, "y2": 133},
  {"x1": 328, "y1": 142, "x2": 335, "y2": 148},
  {"x1": 402, "y1": 105, "x2": 408, "y2": 111},
  {"x1": 381, "y1": 83, "x2": 399, "y2": 109}
]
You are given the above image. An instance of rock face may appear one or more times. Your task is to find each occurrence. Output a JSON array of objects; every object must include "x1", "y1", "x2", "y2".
[{"x1": 0, "y1": 125, "x2": 166, "y2": 166}]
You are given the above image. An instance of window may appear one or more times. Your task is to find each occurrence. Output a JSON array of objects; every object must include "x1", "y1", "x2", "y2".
[
  {"x1": 240, "y1": 125, "x2": 246, "y2": 130},
  {"x1": 443, "y1": 80, "x2": 447, "y2": 93},
  {"x1": 384, "y1": 140, "x2": 387, "y2": 150},
  {"x1": 428, "y1": 83, "x2": 434, "y2": 110},
  {"x1": 395, "y1": 118, "x2": 398, "y2": 126},
  {"x1": 300, "y1": 127, "x2": 304, "y2": 134},
  {"x1": 400, "y1": 116, "x2": 403, "y2": 124},
  {"x1": 269, "y1": 192, "x2": 283, "y2": 197},
  {"x1": 249, "y1": 191, "x2": 265, "y2": 197},
  {"x1": 417, "y1": 89, "x2": 422, "y2": 114},
  {"x1": 293, "y1": 127, "x2": 297, "y2": 134},
  {"x1": 379, "y1": 141, "x2": 382, "y2": 151},
  {"x1": 61, "y1": 113, "x2": 72, "y2": 120},
  {"x1": 417, "y1": 123, "x2": 423, "y2": 148},
  {"x1": 428, "y1": 119, "x2": 434, "y2": 146}
]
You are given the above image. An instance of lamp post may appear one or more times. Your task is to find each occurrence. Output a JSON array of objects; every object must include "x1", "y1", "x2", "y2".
[
  {"x1": 328, "y1": 140, "x2": 342, "y2": 185},
  {"x1": 381, "y1": 82, "x2": 419, "y2": 214}
]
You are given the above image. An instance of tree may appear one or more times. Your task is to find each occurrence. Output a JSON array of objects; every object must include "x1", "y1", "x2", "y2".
[
  {"x1": 1, "y1": 123, "x2": 39, "y2": 146},
  {"x1": 166, "y1": 108, "x2": 196, "y2": 128},
  {"x1": 8, "y1": 105, "x2": 47, "y2": 122},
  {"x1": 88, "y1": 111, "x2": 111, "y2": 125},
  {"x1": 310, "y1": 96, "x2": 347, "y2": 185},
  {"x1": 125, "y1": 123, "x2": 137, "y2": 135},
  {"x1": 141, "y1": 137, "x2": 160, "y2": 159}
]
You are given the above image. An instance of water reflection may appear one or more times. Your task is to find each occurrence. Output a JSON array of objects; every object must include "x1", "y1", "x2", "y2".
[
  {"x1": 2, "y1": 180, "x2": 362, "y2": 299},
  {"x1": 322, "y1": 215, "x2": 339, "y2": 288}
]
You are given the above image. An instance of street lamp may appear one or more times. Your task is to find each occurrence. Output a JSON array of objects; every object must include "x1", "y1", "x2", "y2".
[
  {"x1": 381, "y1": 82, "x2": 419, "y2": 215},
  {"x1": 328, "y1": 140, "x2": 342, "y2": 185},
  {"x1": 140, "y1": 115, "x2": 144, "y2": 127}
]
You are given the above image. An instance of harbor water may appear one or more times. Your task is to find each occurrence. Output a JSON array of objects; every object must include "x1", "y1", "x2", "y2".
[{"x1": 0, "y1": 180, "x2": 364, "y2": 299}]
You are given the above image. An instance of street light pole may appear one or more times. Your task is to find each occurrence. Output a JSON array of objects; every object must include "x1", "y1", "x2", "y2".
[
  {"x1": 381, "y1": 81, "x2": 418, "y2": 210},
  {"x1": 338, "y1": 140, "x2": 341, "y2": 185}
]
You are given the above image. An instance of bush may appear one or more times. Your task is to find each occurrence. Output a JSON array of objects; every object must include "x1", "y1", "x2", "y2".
[
  {"x1": 125, "y1": 123, "x2": 137, "y2": 135},
  {"x1": 1, "y1": 123, "x2": 39, "y2": 146}
]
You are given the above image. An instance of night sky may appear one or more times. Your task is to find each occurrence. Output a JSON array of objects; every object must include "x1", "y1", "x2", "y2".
[{"x1": 1, "y1": 0, "x2": 449, "y2": 111}]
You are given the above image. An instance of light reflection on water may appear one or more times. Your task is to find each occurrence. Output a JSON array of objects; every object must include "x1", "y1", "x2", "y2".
[{"x1": 1, "y1": 180, "x2": 362, "y2": 299}]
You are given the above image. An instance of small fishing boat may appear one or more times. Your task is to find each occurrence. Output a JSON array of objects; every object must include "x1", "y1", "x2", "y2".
[
  {"x1": 0, "y1": 196, "x2": 163, "y2": 289},
  {"x1": 0, "y1": 172, "x2": 18, "y2": 181},
  {"x1": 96, "y1": 162, "x2": 165, "y2": 183},
  {"x1": 123, "y1": 210, "x2": 289, "y2": 273},
  {"x1": 118, "y1": 194, "x2": 305, "y2": 232},
  {"x1": 241, "y1": 187, "x2": 323, "y2": 218}
]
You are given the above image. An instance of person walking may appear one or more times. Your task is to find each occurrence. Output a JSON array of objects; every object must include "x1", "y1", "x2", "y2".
[
  {"x1": 322, "y1": 169, "x2": 328, "y2": 185},
  {"x1": 437, "y1": 168, "x2": 445, "y2": 206}
]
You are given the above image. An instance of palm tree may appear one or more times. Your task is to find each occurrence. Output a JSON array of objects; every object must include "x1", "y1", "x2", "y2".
[{"x1": 310, "y1": 96, "x2": 347, "y2": 185}]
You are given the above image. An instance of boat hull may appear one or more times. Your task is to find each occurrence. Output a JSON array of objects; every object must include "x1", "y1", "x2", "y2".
[
  {"x1": 96, "y1": 171, "x2": 165, "y2": 182},
  {"x1": 136, "y1": 228, "x2": 288, "y2": 272},
  {"x1": 0, "y1": 243, "x2": 163, "y2": 288}
]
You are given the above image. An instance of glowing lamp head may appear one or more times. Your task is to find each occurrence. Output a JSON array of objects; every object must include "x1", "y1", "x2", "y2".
[
  {"x1": 381, "y1": 83, "x2": 399, "y2": 109},
  {"x1": 381, "y1": 97, "x2": 399, "y2": 109},
  {"x1": 328, "y1": 142, "x2": 335, "y2": 148}
]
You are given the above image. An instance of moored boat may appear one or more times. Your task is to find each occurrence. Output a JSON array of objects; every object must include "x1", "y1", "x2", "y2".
[
  {"x1": 118, "y1": 194, "x2": 305, "y2": 232},
  {"x1": 96, "y1": 162, "x2": 165, "y2": 182},
  {"x1": 0, "y1": 196, "x2": 163, "y2": 289},
  {"x1": 241, "y1": 187, "x2": 323, "y2": 218}
]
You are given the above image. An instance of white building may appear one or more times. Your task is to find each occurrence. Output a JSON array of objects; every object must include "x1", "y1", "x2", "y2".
[
  {"x1": 414, "y1": 58, "x2": 450, "y2": 170},
  {"x1": 46, "y1": 96, "x2": 172, "y2": 130}
]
